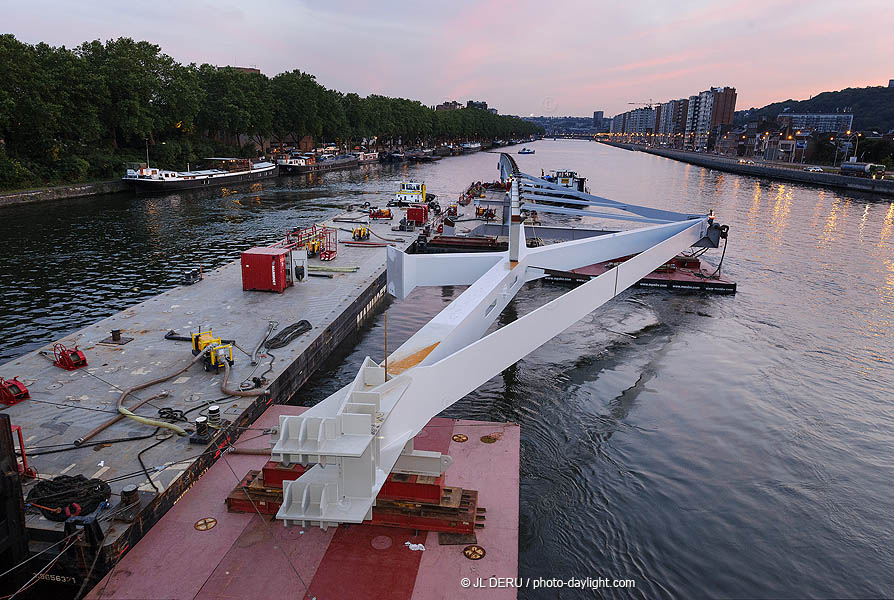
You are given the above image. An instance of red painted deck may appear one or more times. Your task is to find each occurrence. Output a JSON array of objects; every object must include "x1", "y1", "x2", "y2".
[
  {"x1": 572, "y1": 255, "x2": 737, "y2": 293},
  {"x1": 87, "y1": 406, "x2": 520, "y2": 600}
]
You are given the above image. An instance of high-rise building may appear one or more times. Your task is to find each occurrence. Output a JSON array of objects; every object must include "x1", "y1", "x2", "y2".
[
  {"x1": 684, "y1": 87, "x2": 737, "y2": 150},
  {"x1": 657, "y1": 99, "x2": 689, "y2": 146},
  {"x1": 888, "y1": 79, "x2": 893, "y2": 88},
  {"x1": 626, "y1": 107, "x2": 656, "y2": 134},
  {"x1": 593, "y1": 111, "x2": 604, "y2": 128},
  {"x1": 611, "y1": 113, "x2": 626, "y2": 133}
]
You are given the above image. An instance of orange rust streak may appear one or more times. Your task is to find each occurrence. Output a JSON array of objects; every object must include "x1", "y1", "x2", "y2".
[
  {"x1": 510, "y1": 260, "x2": 519, "y2": 269},
  {"x1": 386, "y1": 342, "x2": 440, "y2": 376}
]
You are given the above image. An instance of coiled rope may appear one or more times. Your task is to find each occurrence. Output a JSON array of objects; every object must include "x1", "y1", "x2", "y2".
[{"x1": 26, "y1": 475, "x2": 111, "y2": 521}]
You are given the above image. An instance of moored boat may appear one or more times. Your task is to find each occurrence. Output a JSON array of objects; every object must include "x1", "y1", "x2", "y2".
[
  {"x1": 276, "y1": 152, "x2": 315, "y2": 174},
  {"x1": 123, "y1": 158, "x2": 277, "y2": 193},
  {"x1": 461, "y1": 141, "x2": 482, "y2": 153},
  {"x1": 518, "y1": 147, "x2": 535, "y2": 154},
  {"x1": 351, "y1": 150, "x2": 379, "y2": 165}
]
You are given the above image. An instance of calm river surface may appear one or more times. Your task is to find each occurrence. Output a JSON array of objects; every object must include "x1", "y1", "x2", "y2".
[{"x1": 1, "y1": 141, "x2": 892, "y2": 598}]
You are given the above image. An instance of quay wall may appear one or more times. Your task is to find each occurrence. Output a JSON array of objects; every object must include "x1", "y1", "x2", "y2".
[
  {"x1": 0, "y1": 180, "x2": 127, "y2": 208},
  {"x1": 598, "y1": 141, "x2": 894, "y2": 197}
]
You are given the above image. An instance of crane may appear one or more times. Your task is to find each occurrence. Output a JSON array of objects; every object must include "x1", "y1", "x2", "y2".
[{"x1": 628, "y1": 99, "x2": 655, "y2": 108}]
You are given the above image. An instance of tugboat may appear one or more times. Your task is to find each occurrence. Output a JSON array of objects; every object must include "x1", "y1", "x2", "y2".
[
  {"x1": 534, "y1": 169, "x2": 591, "y2": 208},
  {"x1": 123, "y1": 158, "x2": 277, "y2": 193},
  {"x1": 518, "y1": 147, "x2": 535, "y2": 154},
  {"x1": 388, "y1": 181, "x2": 436, "y2": 207},
  {"x1": 544, "y1": 169, "x2": 587, "y2": 193}
]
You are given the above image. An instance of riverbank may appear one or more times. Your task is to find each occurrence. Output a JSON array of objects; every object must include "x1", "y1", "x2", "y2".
[
  {"x1": 0, "y1": 179, "x2": 128, "y2": 208},
  {"x1": 598, "y1": 141, "x2": 894, "y2": 197}
]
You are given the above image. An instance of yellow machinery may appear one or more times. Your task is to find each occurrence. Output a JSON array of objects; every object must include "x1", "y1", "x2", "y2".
[
  {"x1": 191, "y1": 329, "x2": 234, "y2": 372},
  {"x1": 306, "y1": 238, "x2": 323, "y2": 257},
  {"x1": 352, "y1": 226, "x2": 370, "y2": 241}
]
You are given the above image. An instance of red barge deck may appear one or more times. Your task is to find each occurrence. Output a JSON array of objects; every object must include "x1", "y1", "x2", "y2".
[
  {"x1": 86, "y1": 406, "x2": 520, "y2": 600},
  {"x1": 545, "y1": 254, "x2": 737, "y2": 294}
]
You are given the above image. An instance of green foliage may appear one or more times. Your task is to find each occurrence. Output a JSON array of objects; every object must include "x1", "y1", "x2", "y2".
[
  {"x1": 0, "y1": 150, "x2": 36, "y2": 188},
  {"x1": 0, "y1": 34, "x2": 543, "y2": 190},
  {"x1": 735, "y1": 86, "x2": 894, "y2": 133}
]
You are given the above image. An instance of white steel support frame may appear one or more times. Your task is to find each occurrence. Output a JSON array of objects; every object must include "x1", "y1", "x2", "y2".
[{"x1": 274, "y1": 156, "x2": 712, "y2": 528}]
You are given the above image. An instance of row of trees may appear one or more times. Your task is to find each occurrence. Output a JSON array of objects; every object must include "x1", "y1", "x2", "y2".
[{"x1": 0, "y1": 35, "x2": 542, "y2": 189}]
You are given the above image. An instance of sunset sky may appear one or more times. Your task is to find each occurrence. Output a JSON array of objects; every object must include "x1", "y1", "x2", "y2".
[{"x1": 7, "y1": 0, "x2": 893, "y2": 117}]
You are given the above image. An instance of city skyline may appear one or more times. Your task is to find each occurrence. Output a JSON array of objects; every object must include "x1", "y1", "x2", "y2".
[{"x1": 6, "y1": 0, "x2": 893, "y2": 116}]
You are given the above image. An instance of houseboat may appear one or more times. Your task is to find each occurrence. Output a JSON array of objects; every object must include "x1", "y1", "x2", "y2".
[
  {"x1": 351, "y1": 150, "x2": 379, "y2": 165},
  {"x1": 276, "y1": 152, "x2": 315, "y2": 175},
  {"x1": 461, "y1": 141, "x2": 482, "y2": 153},
  {"x1": 316, "y1": 154, "x2": 359, "y2": 171},
  {"x1": 123, "y1": 158, "x2": 277, "y2": 193}
]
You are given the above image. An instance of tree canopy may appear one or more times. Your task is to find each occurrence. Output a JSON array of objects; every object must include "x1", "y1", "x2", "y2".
[{"x1": 0, "y1": 34, "x2": 542, "y2": 189}]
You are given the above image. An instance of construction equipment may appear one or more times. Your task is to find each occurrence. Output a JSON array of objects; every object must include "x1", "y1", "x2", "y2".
[
  {"x1": 191, "y1": 330, "x2": 234, "y2": 373},
  {"x1": 0, "y1": 377, "x2": 29, "y2": 406},
  {"x1": 52, "y1": 343, "x2": 87, "y2": 371},
  {"x1": 369, "y1": 207, "x2": 393, "y2": 220},
  {"x1": 352, "y1": 226, "x2": 370, "y2": 241},
  {"x1": 288, "y1": 225, "x2": 337, "y2": 261},
  {"x1": 475, "y1": 205, "x2": 496, "y2": 220}
]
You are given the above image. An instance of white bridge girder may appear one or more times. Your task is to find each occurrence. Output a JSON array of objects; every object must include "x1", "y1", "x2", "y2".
[{"x1": 273, "y1": 158, "x2": 712, "y2": 528}]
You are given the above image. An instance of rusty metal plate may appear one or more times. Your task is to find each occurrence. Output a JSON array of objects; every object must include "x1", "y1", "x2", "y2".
[
  {"x1": 463, "y1": 544, "x2": 486, "y2": 560},
  {"x1": 452, "y1": 434, "x2": 468, "y2": 443},
  {"x1": 194, "y1": 517, "x2": 218, "y2": 531}
]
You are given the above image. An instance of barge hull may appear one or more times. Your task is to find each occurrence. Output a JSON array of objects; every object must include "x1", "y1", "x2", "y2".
[{"x1": 126, "y1": 167, "x2": 278, "y2": 193}]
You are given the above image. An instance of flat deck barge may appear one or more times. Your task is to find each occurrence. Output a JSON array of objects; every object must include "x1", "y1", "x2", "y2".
[{"x1": 0, "y1": 207, "x2": 437, "y2": 594}]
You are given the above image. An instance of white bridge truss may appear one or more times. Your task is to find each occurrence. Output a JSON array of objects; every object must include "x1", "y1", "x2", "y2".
[{"x1": 273, "y1": 154, "x2": 721, "y2": 528}]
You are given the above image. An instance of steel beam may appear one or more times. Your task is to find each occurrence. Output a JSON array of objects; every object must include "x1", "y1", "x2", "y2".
[{"x1": 274, "y1": 157, "x2": 713, "y2": 528}]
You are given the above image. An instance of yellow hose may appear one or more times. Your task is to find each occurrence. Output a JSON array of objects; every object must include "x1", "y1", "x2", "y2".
[{"x1": 117, "y1": 406, "x2": 188, "y2": 436}]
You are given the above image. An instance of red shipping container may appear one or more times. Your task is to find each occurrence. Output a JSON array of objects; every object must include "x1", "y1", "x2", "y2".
[
  {"x1": 406, "y1": 204, "x2": 428, "y2": 225},
  {"x1": 241, "y1": 247, "x2": 290, "y2": 293}
]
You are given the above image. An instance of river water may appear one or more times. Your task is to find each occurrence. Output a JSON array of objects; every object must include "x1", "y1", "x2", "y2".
[{"x1": 1, "y1": 141, "x2": 892, "y2": 598}]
